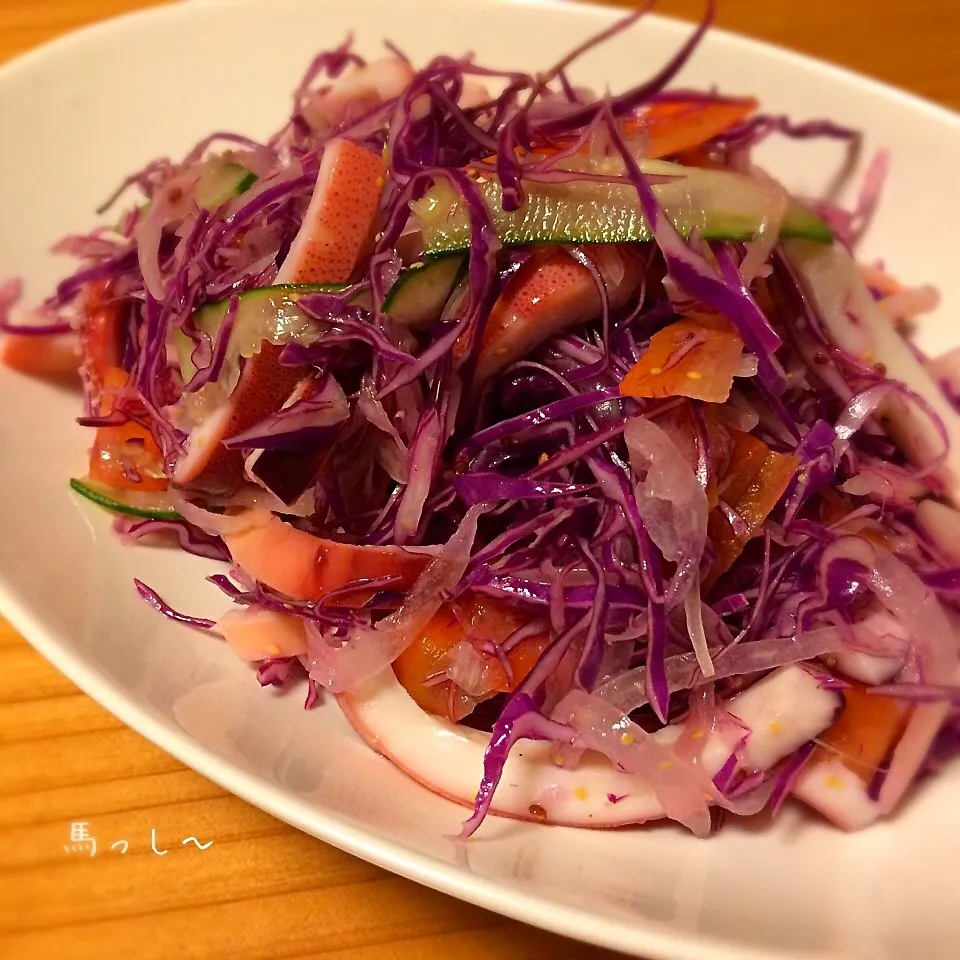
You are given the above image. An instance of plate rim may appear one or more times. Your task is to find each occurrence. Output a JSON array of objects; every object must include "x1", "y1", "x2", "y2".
[
  {"x1": 4, "y1": 0, "x2": 957, "y2": 130},
  {"x1": 1, "y1": 1, "x2": 955, "y2": 958}
]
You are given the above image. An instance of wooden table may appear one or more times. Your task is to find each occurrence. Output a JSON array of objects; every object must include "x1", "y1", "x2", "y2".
[{"x1": 0, "y1": 2, "x2": 956, "y2": 958}]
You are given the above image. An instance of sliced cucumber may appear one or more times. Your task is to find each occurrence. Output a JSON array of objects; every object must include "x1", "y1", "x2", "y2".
[
  {"x1": 70, "y1": 478, "x2": 182, "y2": 520},
  {"x1": 411, "y1": 158, "x2": 833, "y2": 254},
  {"x1": 117, "y1": 161, "x2": 256, "y2": 234},
  {"x1": 176, "y1": 258, "x2": 466, "y2": 383},
  {"x1": 381, "y1": 255, "x2": 466, "y2": 328},
  {"x1": 195, "y1": 160, "x2": 258, "y2": 212},
  {"x1": 174, "y1": 283, "x2": 350, "y2": 383}
]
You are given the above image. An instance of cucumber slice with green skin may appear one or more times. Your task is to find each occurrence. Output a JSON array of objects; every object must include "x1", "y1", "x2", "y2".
[
  {"x1": 195, "y1": 161, "x2": 258, "y2": 212},
  {"x1": 178, "y1": 155, "x2": 829, "y2": 383},
  {"x1": 174, "y1": 283, "x2": 350, "y2": 383},
  {"x1": 381, "y1": 255, "x2": 466, "y2": 328},
  {"x1": 70, "y1": 478, "x2": 182, "y2": 520},
  {"x1": 412, "y1": 158, "x2": 833, "y2": 255},
  {"x1": 175, "y1": 257, "x2": 466, "y2": 383},
  {"x1": 119, "y1": 162, "x2": 257, "y2": 233}
]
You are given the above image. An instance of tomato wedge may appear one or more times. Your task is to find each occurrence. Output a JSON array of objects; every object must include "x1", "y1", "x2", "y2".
[
  {"x1": 708, "y1": 429, "x2": 799, "y2": 577},
  {"x1": 0, "y1": 281, "x2": 121, "y2": 383},
  {"x1": 87, "y1": 368, "x2": 167, "y2": 493},
  {"x1": 80, "y1": 281, "x2": 125, "y2": 405},
  {"x1": 88, "y1": 426, "x2": 168, "y2": 493},
  {"x1": 393, "y1": 595, "x2": 549, "y2": 721},
  {"x1": 808, "y1": 685, "x2": 906, "y2": 784},
  {"x1": 0, "y1": 332, "x2": 79, "y2": 380},
  {"x1": 620, "y1": 317, "x2": 744, "y2": 403}
]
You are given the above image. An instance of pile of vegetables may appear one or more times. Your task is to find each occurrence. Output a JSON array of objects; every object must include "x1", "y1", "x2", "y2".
[{"x1": 3, "y1": 3, "x2": 959, "y2": 837}]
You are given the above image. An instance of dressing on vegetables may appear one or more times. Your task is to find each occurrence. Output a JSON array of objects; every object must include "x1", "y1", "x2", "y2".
[{"x1": 3, "y1": 3, "x2": 958, "y2": 839}]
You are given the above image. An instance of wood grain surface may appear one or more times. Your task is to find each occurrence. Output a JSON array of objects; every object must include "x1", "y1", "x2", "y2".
[{"x1": 0, "y1": 2, "x2": 957, "y2": 959}]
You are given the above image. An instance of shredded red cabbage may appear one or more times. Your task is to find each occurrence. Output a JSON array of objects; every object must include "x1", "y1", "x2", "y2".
[
  {"x1": 133, "y1": 579, "x2": 216, "y2": 630},
  {"x1": 7, "y1": 2, "x2": 960, "y2": 839}
]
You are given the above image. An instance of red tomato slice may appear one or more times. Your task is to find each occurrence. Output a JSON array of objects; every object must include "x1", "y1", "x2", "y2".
[
  {"x1": 0, "y1": 332, "x2": 79, "y2": 380},
  {"x1": 80, "y1": 281, "x2": 125, "y2": 404},
  {"x1": 620, "y1": 317, "x2": 744, "y2": 403},
  {"x1": 0, "y1": 282, "x2": 121, "y2": 383},
  {"x1": 88, "y1": 424, "x2": 168, "y2": 492},
  {"x1": 87, "y1": 367, "x2": 168, "y2": 493},
  {"x1": 393, "y1": 595, "x2": 549, "y2": 721}
]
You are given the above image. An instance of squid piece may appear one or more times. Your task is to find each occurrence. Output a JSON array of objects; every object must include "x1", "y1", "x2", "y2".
[
  {"x1": 175, "y1": 139, "x2": 384, "y2": 492},
  {"x1": 785, "y1": 239, "x2": 960, "y2": 506},
  {"x1": 221, "y1": 509, "x2": 430, "y2": 605},
  {"x1": 336, "y1": 664, "x2": 840, "y2": 829}
]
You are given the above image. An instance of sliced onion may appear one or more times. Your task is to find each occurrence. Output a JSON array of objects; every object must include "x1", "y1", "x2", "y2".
[
  {"x1": 596, "y1": 626, "x2": 856, "y2": 714},
  {"x1": 357, "y1": 375, "x2": 408, "y2": 483},
  {"x1": 444, "y1": 640, "x2": 495, "y2": 698},
  {"x1": 841, "y1": 467, "x2": 929, "y2": 505},
  {"x1": 394, "y1": 408, "x2": 442, "y2": 544},
  {"x1": 307, "y1": 505, "x2": 483, "y2": 692},
  {"x1": 738, "y1": 167, "x2": 788, "y2": 285},
  {"x1": 305, "y1": 57, "x2": 415, "y2": 130},
  {"x1": 625, "y1": 415, "x2": 708, "y2": 600},
  {"x1": 215, "y1": 483, "x2": 316, "y2": 518},
  {"x1": 554, "y1": 688, "x2": 713, "y2": 835},
  {"x1": 168, "y1": 494, "x2": 270, "y2": 539},
  {"x1": 867, "y1": 546, "x2": 957, "y2": 682},
  {"x1": 718, "y1": 388, "x2": 761, "y2": 432},
  {"x1": 134, "y1": 170, "x2": 201, "y2": 300},
  {"x1": 683, "y1": 574, "x2": 714, "y2": 677}
]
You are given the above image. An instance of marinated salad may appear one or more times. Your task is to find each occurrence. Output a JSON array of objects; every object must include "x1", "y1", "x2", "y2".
[{"x1": 3, "y1": 6, "x2": 959, "y2": 837}]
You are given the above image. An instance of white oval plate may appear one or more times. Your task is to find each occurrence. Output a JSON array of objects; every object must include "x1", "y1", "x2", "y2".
[{"x1": 1, "y1": 2, "x2": 958, "y2": 958}]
